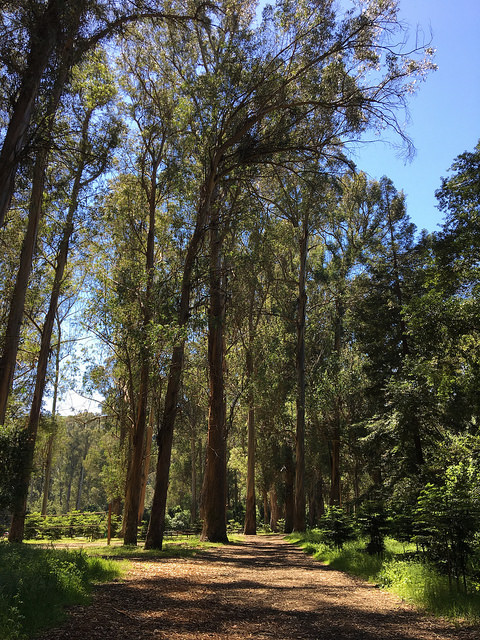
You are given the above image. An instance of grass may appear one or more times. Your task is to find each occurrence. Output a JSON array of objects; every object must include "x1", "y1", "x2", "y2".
[
  {"x1": 1, "y1": 533, "x2": 241, "y2": 639},
  {"x1": 0, "y1": 541, "x2": 123, "y2": 640},
  {"x1": 288, "y1": 531, "x2": 480, "y2": 623}
]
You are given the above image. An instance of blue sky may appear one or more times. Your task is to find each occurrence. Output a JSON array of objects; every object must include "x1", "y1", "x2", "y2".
[{"x1": 347, "y1": 0, "x2": 480, "y2": 234}]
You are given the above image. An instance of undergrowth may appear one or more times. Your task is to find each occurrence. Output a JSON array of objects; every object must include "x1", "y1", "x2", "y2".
[
  {"x1": 0, "y1": 542, "x2": 122, "y2": 640},
  {"x1": 288, "y1": 531, "x2": 480, "y2": 623}
]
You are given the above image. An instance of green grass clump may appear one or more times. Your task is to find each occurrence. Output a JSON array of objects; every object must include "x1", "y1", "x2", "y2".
[
  {"x1": 0, "y1": 542, "x2": 121, "y2": 639},
  {"x1": 288, "y1": 532, "x2": 480, "y2": 623}
]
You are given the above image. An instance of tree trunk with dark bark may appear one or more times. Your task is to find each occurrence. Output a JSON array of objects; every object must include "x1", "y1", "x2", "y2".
[
  {"x1": 123, "y1": 159, "x2": 157, "y2": 546},
  {"x1": 145, "y1": 178, "x2": 215, "y2": 550},
  {"x1": 243, "y1": 344, "x2": 256, "y2": 535},
  {"x1": 8, "y1": 143, "x2": 85, "y2": 541},
  {"x1": 294, "y1": 220, "x2": 308, "y2": 531},
  {"x1": 201, "y1": 209, "x2": 228, "y2": 543},
  {"x1": 283, "y1": 445, "x2": 295, "y2": 534}
]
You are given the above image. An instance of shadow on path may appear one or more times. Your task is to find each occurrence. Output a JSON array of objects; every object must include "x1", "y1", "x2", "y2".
[{"x1": 35, "y1": 535, "x2": 478, "y2": 640}]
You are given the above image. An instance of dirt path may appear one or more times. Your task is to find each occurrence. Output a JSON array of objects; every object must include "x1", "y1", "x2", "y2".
[{"x1": 36, "y1": 535, "x2": 477, "y2": 640}]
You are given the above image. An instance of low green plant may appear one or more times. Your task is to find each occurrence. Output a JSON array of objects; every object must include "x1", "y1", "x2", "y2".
[
  {"x1": 318, "y1": 507, "x2": 357, "y2": 549},
  {"x1": 0, "y1": 542, "x2": 121, "y2": 639}
]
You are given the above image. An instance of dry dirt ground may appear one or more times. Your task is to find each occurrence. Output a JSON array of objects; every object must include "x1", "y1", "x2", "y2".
[{"x1": 35, "y1": 535, "x2": 479, "y2": 640}]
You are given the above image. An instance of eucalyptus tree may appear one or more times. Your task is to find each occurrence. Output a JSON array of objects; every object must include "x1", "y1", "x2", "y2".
[
  {"x1": 0, "y1": 0, "x2": 202, "y2": 228},
  {"x1": 114, "y1": 23, "x2": 189, "y2": 546},
  {"x1": 143, "y1": 0, "x2": 434, "y2": 546},
  {"x1": 6, "y1": 50, "x2": 121, "y2": 542},
  {"x1": 226, "y1": 200, "x2": 274, "y2": 535}
]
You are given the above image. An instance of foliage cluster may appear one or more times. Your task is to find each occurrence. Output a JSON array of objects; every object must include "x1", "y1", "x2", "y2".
[{"x1": 0, "y1": 543, "x2": 120, "y2": 640}]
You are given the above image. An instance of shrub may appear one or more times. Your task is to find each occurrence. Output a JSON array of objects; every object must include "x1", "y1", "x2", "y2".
[{"x1": 318, "y1": 506, "x2": 356, "y2": 549}]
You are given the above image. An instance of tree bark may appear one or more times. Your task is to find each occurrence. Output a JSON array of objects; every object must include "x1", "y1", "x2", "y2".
[
  {"x1": 0, "y1": 48, "x2": 73, "y2": 425},
  {"x1": 190, "y1": 432, "x2": 197, "y2": 524},
  {"x1": 145, "y1": 177, "x2": 215, "y2": 550},
  {"x1": 283, "y1": 444, "x2": 295, "y2": 533},
  {"x1": 269, "y1": 486, "x2": 279, "y2": 532},
  {"x1": 41, "y1": 315, "x2": 61, "y2": 516},
  {"x1": 137, "y1": 407, "x2": 154, "y2": 524},
  {"x1": 294, "y1": 220, "x2": 308, "y2": 531},
  {"x1": 201, "y1": 208, "x2": 228, "y2": 543},
  {"x1": 8, "y1": 138, "x2": 86, "y2": 541},
  {"x1": 384, "y1": 187, "x2": 424, "y2": 468},
  {"x1": 123, "y1": 155, "x2": 157, "y2": 546},
  {"x1": 243, "y1": 343, "x2": 256, "y2": 535},
  {"x1": 262, "y1": 487, "x2": 269, "y2": 527}
]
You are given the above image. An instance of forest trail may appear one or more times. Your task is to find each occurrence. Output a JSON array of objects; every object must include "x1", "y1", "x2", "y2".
[{"x1": 35, "y1": 535, "x2": 478, "y2": 640}]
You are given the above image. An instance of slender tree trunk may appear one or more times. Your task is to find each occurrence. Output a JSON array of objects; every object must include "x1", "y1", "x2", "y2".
[
  {"x1": 269, "y1": 486, "x2": 279, "y2": 532},
  {"x1": 284, "y1": 445, "x2": 295, "y2": 534},
  {"x1": 329, "y1": 437, "x2": 341, "y2": 506},
  {"x1": 329, "y1": 297, "x2": 344, "y2": 507},
  {"x1": 123, "y1": 162, "x2": 157, "y2": 546},
  {"x1": 145, "y1": 178, "x2": 215, "y2": 550},
  {"x1": 0, "y1": 53, "x2": 72, "y2": 425},
  {"x1": 190, "y1": 433, "x2": 197, "y2": 523},
  {"x1": 41, "y1": 314, "x2": 61, "y2": 516},
  {"x1": 243, "y1": 342, "x2": 256, "y2": 535},
  {"x1": 8, "y1": 111, "x2": 91, "y2": 541},
  {"x1": 294, "y1": 220, "x2": 308, "y2": 531},
  {"x1": 66, "y1": 476, "x2": 72, "y2": 513},
  {"x1": 308, "y1": 469, "x2": 324, "y2": 527},
  {"x1": 137, "y1": 407, "x2": 154, "y2": 524},
  {"x1": 201, "y1": 209, "x2": 228, "y2": 543},
  {"x1": 385, "y1": 193, "x2": 424, "y2": 468},
  {"x1": 76, "y1": 465, "x2": 85, "y2": 510},
  {"x1": 262, "y1": 487, "x2": 269, "y2": 526}
]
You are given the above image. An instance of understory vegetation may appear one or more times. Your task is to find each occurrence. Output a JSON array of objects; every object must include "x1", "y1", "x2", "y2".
[
  {"x1": 0, "y1": 543, "x2": 122, "y2": 640},
  {"x1": 289, "y1": 514, "x2": 480, "y2": 623}
]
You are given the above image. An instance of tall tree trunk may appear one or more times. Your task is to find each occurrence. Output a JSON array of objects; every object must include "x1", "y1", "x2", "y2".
[
  {"x1": 137, "y1": 407, "x2": 154, "y2": 524},
  {"x1": 294, "y1": 220, "x2": 308, "y2": 531},
  {"x1": 123, "y1": 160, "x2": 157, "y2": 546},
  {"x1": 269, "y1": 486, "x2": 279, "y2": 532},
  {"x1": 190, "y1": 433, "x2": 197, "y2": 524},
  {"x1": 76, "y1": 465, "x2": 85, "y2": 510},
  {"x1": 385, "y1": 191, "x2": 424, "y2": 468},
  {"x1": 8, "y1": 108, "x2": 93, "y2": 541},
  {"x1": 262, "y1": 487, "x2": 269, "y2": 526},
  {"x1": 329, "y1": 436, "x2": 341, "y2": 506},
  {"x1": 243, "y1": 341, "x2": 256, "y2": 535},
  {"x1": 329, "y1": 297, "x2": 344, "y2": 507},
  {"x1": 0, "y1": 52, "x2": 72, "y2": 425},
  {"x1": 284, "y1": 444, "x2": 295, "y2": 534},
  {"x1": 201, "y1": 209, "x2": 228, "y2": 543},
  {"x1": 145, "y1": 177, "x2": 216, "y2": 550},
  {"x1": 308, "y1": 469, "x2": 324, "y2": 527},
  {"x1": 41, "y1": 314, "x2": 61, "y2": 516}
]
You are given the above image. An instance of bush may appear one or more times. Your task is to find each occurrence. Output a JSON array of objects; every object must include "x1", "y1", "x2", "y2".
[
  {"x1": 358, "y1": 497, "x2": 389, "y2": 555},
  {"x1": 318, "y1": 507, "x2": 357, "y2": 549},
  {"x1": 414, "y1": 463, "x2": 480, "y2": 589},
  {"x1": 167, "y1": 507, "x2": 191, "y2": 531}
]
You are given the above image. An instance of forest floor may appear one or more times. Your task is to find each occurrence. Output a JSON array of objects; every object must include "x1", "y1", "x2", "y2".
[{"x1": 34, "y1": 534, "x2": 479, "y2": 640}]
